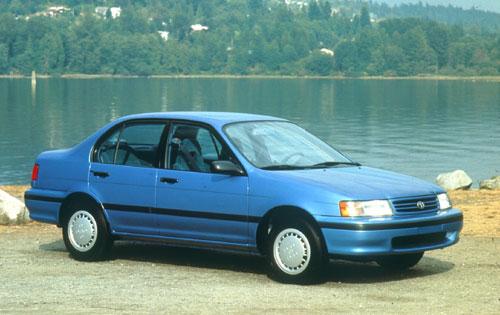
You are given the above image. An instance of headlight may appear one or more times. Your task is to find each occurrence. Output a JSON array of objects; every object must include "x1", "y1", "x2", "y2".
[
  {"x1": 437, "y1": 193, "x2": 451, "y2": 210},
  {"x1": 339, "y1": 200, "x2": 393, "y2": 217}
]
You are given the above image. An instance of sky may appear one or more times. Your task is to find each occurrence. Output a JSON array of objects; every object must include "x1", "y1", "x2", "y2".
[{"x1": 371, "y1": 0, "x2": 500, "y2": 13}]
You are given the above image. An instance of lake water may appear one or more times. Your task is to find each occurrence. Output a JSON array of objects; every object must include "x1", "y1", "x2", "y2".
[{"x1": 0, "y1": 78, "x2": 499, "y2": 185}]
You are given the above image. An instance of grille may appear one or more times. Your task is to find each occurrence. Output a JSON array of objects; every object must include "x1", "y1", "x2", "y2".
[
  {"x1": 391, "y1": 195, "x2": 439, "y2": 213},
  {"x1": 392, "y1": 232, "x2": 446, "y2": 249}
]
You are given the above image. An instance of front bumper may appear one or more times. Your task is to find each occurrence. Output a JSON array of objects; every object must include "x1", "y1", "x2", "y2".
[{"x1": 316, "y1": 208, "x2": 463, "y2": 256}]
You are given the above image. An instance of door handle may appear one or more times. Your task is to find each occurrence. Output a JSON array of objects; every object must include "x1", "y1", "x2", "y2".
[
  {"x1": 160, "y1": 177, "x2": 178, "y2": 184},
  {"x1": 91, "y1": 170, "x2": 109, "y2": 178}
]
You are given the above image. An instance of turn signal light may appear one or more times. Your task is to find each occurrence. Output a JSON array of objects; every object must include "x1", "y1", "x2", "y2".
[{"x1": 339, "y1": 200, "x2": 393, "y2": 217}]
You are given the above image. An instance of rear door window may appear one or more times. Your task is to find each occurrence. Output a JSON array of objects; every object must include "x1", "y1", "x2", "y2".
[{"x1": 95, "y1": 122, "x2": 166, "y2": 168}]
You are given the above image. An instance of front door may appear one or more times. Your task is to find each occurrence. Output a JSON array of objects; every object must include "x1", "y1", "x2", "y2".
[
  {"x1": 89, "y1": 121, "x2": 167, "y2": 236},
  {"x1": 155, "y1": 123, "x2": 249, "y2": 245}
]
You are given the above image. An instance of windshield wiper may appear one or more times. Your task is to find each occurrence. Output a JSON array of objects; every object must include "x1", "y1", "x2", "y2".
[
  {"x1": 309, "y1": 161, "x2": 361, "y2": 168},
  {"x1": 261, "y1": 164, "x2": 308, "y2": 170},
  {"x1": 261, "y1": 161, "x2": 361, "y2": 170}
]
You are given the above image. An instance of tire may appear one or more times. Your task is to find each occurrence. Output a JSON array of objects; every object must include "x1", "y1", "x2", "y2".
[
  {"x1": 62, "y1": 202, "x2": 112, "y2": 261},
  {"x1": 376, "y1": 252, "x2": 424, "y2": 270},
  {"x1": 266, "y1": 219, "x2": 327, "y2": 284}
]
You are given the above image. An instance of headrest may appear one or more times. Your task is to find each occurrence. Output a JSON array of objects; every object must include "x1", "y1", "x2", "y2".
[{"x1": 173, "y1": 126, "x2": 198, "y2": 140}]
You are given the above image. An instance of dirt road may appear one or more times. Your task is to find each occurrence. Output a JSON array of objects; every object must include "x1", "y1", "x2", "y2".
[{"x1": 0, "y1": 224, "x2": 499, "y2": 314}]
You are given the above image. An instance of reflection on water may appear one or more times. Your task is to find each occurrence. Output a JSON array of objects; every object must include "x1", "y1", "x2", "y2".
[{"x1": 0, "y1": 78, "x2": 499, "y2": 185}]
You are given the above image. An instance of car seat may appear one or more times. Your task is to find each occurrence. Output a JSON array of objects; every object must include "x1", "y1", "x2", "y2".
[{"x1": 171, "y1": 126, "x2": 209, "y2": 172}]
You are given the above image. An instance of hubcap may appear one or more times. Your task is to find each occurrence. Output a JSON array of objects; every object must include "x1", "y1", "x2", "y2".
[
  {"x1": 68, "y1": 210, "x2": 98, "y2": 252},
  {"x1": 273, "y1": 228, "x2": 311, "y2": 275}
]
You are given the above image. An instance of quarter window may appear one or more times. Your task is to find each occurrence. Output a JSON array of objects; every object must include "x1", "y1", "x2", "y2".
[{"x1": 95, "y1": 123, "x2": 166, "y2": 168}]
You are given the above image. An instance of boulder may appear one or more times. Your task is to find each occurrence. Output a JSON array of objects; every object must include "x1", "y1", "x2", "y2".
[
  {"x1": 436, "y1": 170, "x2": 473, "y2": 190},
  {"x1": 479, "y1": 176, "x2": 500, "y2": 190},
  {"x1": 0, "y1": 189, "x2": 30, "y2": 224}
]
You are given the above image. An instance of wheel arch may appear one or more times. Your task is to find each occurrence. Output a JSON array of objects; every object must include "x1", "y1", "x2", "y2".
[
  {"x1": 58, "y1": 192, "x2": 107, "y2": 227},
  {"x1": 255, "y1": 205, "x2": 326, "y2": 255}
]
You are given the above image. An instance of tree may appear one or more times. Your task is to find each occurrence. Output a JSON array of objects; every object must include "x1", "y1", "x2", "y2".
[
  {"x1": 120, "y1": 8, "x2": 150, "y2": 33},
  {"x1": 423, "y1": 22, "x2": 450, "y2": 68},
  {"x1": 448, "y1": 41, "x2": 474, "y2": 69},
  {"x1": 382, "y1": 44, "x2": 406, "y2": 75},
  {"x1": 8, "y1": 0, "x2": 25, "y2": 16},
  {"x1": 99, "y1": 32, "x2": 124, "y2": 74},
  {"x1": 39, "y1": 33, "x2": 64, "y2": 73},
  {"x1": 334, "y1": 40, "x2": 358, "y2": 72},
  {"x1": 0, "y1": 44, "x2": 8, "y2": 73},
  {"x1": 304, "y1": 50, "x2": 334, "y2": 75},
  {"x1": 248, "y1": 0, "x2": 264, "y2": 12},
  {"x1": 171, "y1": 2, "x2": 192, "y2": 40},
  {"x1": 399, "y1": 27, "x2": 437, "y2": 74},
  {"x1": 355, "y1": 29, "x2": 381, "y2": 70},
  {"x1": 105, "y1": 8, "x2": 112, "y2": 20},
  {"x1": 320, "y1": 1, "x2": 332, "y2": 20},
  {"x1": 12, "y1": 36, "x2": 35, "y2": 74},
  {"x1": 308, "y1": 1, "x2": 321, "y2": 20},
  {"x1": 360, "y1": 6, "x2": 371, "y2": 28}
]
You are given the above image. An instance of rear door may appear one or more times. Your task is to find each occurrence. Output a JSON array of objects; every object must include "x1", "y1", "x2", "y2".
[
  {"x1": 89, "y1": 121, "x2": 167, "y2": 236},
  {"x1": 155, "y1": 122, "x2": 250, "y2": 245}
]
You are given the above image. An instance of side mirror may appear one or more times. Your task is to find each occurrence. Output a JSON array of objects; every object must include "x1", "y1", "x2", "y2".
[{"x1": 211, "y1": 160, "x2": 245, "y2": 176}]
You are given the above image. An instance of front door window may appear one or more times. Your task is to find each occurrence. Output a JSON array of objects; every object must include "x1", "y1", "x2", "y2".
[{"x1": 167, "y1": 124, "x2": 227, "y2": 172}]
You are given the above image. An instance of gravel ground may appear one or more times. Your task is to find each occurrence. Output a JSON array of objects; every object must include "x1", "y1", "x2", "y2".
[{"x1": 0, "y1": 224, "x2": 499, "y2": 314}]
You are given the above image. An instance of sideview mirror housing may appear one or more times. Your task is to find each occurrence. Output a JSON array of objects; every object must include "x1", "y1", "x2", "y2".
[{"x1": 211, "y1": 160, "x2": 245, "y2": 176}]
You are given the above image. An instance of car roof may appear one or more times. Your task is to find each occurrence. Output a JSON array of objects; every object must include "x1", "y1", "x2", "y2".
[{"x1": 119, "y1": 112, "x2": 286, "y2": 128}]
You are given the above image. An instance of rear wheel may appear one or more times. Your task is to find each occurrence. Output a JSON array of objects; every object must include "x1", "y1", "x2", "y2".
[
  {"x1": 376, "y1": 252, "x2": 424, "y2": 270},
  {"x1": 62, "y1": 203, "x2": 112, "y2": 261},
  {"x1": 267, "y1": 219, "x2": 327, "y2": 284}
]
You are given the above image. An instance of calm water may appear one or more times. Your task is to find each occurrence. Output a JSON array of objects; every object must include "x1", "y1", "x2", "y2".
[{"x1": 0, "y1": 78, "x2": 499, "y2": 185}]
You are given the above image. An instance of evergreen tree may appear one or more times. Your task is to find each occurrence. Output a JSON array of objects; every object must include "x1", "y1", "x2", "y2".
[
  {"x1": 308, "y1": 1, "x2": 321, "y2": 20},
  {"x1": 360, "y1": 6, "x2": 371, "y2": 28},
  {"x1": 0, "y1": 44, "x2": 8, "y2": 72},
  {"x1": 248, "y1": 0, "x2": 264, "y2": 12}
]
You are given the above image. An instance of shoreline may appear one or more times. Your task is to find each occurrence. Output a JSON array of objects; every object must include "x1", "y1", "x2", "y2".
[{"x1": 0, "y1": 73, "x2": 499, "y2": 81}]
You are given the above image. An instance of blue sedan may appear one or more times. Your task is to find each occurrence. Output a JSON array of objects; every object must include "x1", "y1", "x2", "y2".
[{"x1": 25, "y1": 112, "x2": 463, "y2": 283}]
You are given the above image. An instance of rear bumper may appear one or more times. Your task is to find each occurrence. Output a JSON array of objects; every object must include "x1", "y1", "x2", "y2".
[
  {"x1": 24, "y1": 188, "x2": 65, "y2": 225},
  {"x1": 316, "y1": 209, "x2": 463, "y2": 256}
]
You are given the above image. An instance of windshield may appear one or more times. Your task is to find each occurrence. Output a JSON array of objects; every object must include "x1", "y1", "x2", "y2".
[{"x1": 224, "y1": 121, "x2": 355, "y2": 170}]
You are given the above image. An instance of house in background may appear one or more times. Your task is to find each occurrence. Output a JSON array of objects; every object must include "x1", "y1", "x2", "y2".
[
  {"x1": 110, "y1": 7, "x2": 122, "y2": 19},
  {"x1": 95, "y1": 6, "x2": 108, "y2": 16},
  {"x1": 46, "y1": 6, "x2": 71, "y2": 16},
  {"x1": 191, "y1": 24, "x2": 209, "y2": 32},
  {"x1": 320, "y1": 48, "x2": 334, "y2": 56},
  {"x1": 95, "y1": 7, "x2": 121, "y2": 19},
  {"x1": 157, "y1": 31, "x2": 169, "y2": 42}
]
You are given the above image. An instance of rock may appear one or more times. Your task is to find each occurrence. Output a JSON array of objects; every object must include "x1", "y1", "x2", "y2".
[
  {"x1": 479, "y1": 176, "x2": 500, "y2": 190},
  {"x1": 0, "y1": 189, "x2": 30, "y2": 224},
  {"x1": 436, "y1": 170, "x2": 473, "y2": 190}
]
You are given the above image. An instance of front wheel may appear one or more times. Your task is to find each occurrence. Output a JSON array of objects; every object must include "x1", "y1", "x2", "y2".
[
  {"x1": 376, "y1": 252, "x2": 424, "y2": 270},
  {"x1": 62, "y1": 203, "x2": 112, "y2": 261},
  {"x1": 267, "y1": 220, "x2": 327, "y2": 284}
]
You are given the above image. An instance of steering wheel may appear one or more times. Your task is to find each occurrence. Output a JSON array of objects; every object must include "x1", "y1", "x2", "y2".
[
  {"x1": 282, "y1": 152, "x2": 304, "y2": 164},
  {"x1": 116, "y1": 142, "x2": 138, "y2": 165}
]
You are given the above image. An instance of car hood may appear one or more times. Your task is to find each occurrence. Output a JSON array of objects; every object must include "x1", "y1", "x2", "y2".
[{"x1": 269, "y1": 166, "x2": 443, "y2": 200}]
